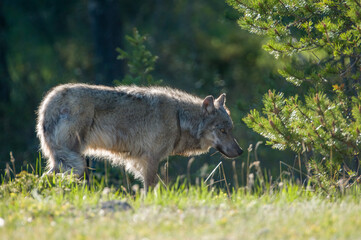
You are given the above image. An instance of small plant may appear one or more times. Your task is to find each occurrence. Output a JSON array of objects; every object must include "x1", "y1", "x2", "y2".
[
  {"x1": 228, "y1": 0, "x2": 361, "y2": 189},
  {"x1": 244, "y1": 88, "x2": 361, "y2": 160},
  {"x1": 243, "y1": 88, "x2": 361, "y2": 189},
  {"x1": 115, "y1": 28, "x2": 162, "y2": 86},
  {"x1": 0, "y1": 171, "x2": 87, "y2": 198}
]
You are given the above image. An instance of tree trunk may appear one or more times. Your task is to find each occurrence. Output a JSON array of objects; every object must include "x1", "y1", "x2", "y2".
[
  {"x1": 88, "y1": 0, "x2": 124, "y2": 85},
  {"x1": 0, "y1": 1, "x2": 10, "y2": 103}
]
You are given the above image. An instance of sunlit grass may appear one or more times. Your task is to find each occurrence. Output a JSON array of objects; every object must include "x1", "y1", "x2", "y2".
[{"x1": 1, "y1": 171, "x2": 361, "y2": 239}]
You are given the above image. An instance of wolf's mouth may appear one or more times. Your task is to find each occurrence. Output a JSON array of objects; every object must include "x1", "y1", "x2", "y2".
[
  {"x1": 216, "y1": 145, "x2": 229, "y2": 158},
  {"x1": 216, "y1": 145, "x2": 243, "y2": 158}
]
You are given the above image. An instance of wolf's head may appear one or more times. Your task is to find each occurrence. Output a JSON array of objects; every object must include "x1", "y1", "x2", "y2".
[{"x1": 200, "y1": 94, "x2": 243, "y2": 158}]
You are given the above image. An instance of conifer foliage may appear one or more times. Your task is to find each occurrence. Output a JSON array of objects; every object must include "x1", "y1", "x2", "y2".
[
  {"x1": 227, "y1": 0, "x2": 361, "y2": 90},
  {"x1": 228, "y1": 0, "x2": 361, "y2": 176}
]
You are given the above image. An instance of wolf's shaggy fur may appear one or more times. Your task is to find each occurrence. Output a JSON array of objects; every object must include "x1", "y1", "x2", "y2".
[{"x1": 37, "y1": 84, "x2": 242, "y2": 190}]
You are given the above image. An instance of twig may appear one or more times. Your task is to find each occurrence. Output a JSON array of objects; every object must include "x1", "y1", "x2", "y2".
[
  {"x1": 187, "y1": 157, "x2": 195, "y2": 184},
  {"x1": 221, "y1": 162, "x2": 231, "y2": 198},
  {"x1": 232, "y1": 160, "x2": 239, "y2": 190},
  {"x1": 298, "y1": 153, "x2": 303, "y2": 184},
  {"x1": 280, "y1": 161, "x2": 310, "y2": 178},
  {"x1": 157, "y1": 174, "x2": 168, "y2": 189},
  {"x1": 204, "y1": 162, "x2": 222, "y2": 183},
  {"x1": 206, "y1": 179, "x2": 226, "y2": 187}
]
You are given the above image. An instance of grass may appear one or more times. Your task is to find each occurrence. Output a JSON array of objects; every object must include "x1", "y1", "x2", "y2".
[{"x1": 1, "y1": 171, "x2": 361, "y2": 240}]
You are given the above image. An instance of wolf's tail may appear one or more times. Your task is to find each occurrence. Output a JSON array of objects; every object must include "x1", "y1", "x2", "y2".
[
  {"x1": 36, "y1": 88, "x2": 61, "y2": 170},
  {"x1": 36, "y1": 86, "x2": 86, "y2": 175}
]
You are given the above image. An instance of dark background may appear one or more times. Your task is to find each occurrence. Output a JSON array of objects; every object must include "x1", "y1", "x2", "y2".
[{"x1": 0, "y1": 0, "x2": 296, "y2": 186}]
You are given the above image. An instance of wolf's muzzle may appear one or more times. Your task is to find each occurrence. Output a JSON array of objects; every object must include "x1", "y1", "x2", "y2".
[{"x1": 216, "y1": 139, "x2": 243, "y2": 158}]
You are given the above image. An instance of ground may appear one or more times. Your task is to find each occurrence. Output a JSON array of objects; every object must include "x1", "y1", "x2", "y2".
[{"x1": 1, "y1": 172, "x2": 361, "y2": 240}]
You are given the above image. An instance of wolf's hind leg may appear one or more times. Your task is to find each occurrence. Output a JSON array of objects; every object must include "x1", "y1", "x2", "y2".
[{"x1": 44, "y1": 111, "x2": 91, "y2": 177}]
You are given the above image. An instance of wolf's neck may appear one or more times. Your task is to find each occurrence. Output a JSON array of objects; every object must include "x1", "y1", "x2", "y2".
[{"x1": 172, "y1": 108, "x2": 208, "y2": 156}]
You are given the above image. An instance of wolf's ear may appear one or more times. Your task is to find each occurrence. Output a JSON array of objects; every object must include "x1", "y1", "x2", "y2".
[
  {"x1": 216, "y1": 93, "x2": 226, "y2": 106},
  {"x1": 202, "y1": 95, "x2": 215, "y2": 114}
]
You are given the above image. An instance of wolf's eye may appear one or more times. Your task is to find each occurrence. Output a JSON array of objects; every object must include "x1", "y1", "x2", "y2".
[{"x1": 220, "y1": 128, "x2": 226, "y2": 134}]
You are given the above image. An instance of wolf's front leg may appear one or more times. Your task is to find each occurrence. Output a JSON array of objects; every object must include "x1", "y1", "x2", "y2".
[{"x1": 143, "y1": 160, "x2": 159, "y2": 194}]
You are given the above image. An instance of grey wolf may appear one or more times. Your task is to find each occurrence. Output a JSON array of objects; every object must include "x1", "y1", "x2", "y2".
[{"x1": 36, "y1": 83, "x2": 243, "y2": 190}]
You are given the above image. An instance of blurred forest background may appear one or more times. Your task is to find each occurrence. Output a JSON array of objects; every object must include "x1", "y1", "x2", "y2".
[{"x1": 0, "y1": 0, "x2": 297, "y2": 186}]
